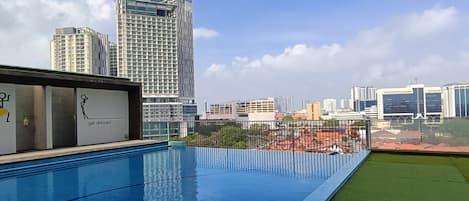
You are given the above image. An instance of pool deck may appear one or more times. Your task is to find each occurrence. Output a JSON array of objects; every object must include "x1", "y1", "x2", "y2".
[{"x1": 0, "y1": 140, "x2": 161, "y2": 165}]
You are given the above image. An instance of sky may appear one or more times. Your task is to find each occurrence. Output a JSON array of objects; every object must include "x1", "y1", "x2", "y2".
[{"x1": 1, "y1": 0, "x2": 469, "y2": 109}]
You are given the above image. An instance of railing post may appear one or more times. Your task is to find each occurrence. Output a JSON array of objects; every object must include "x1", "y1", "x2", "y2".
[
  {"x1": 366, "y1": 119, "x2": 371, "y2": 150},
  {"x1": 292, "y1": 126, "x2": 295, "y2": 152},
  {"x1": 167, "y1": 121, "x2": 170, "y2": 142}
]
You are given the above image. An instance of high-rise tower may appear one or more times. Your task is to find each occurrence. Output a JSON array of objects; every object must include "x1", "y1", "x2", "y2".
[
  {"x1": 176, "y1": 0, "x2": 197, "y2": 123},
  {"x1": 109, "y1": 42, "x2": 118, "y2": 76},
  {"x1": 116, "y1": 0, "x2": 195, "y2": 137},
  {"x1": 51, "y1": 27, "x2": 109, "y2": 75}
]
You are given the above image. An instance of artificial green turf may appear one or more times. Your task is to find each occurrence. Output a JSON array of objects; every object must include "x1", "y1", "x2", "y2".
[{"x1": 333, "y1": 153, "x2": 469, "y2": 201}]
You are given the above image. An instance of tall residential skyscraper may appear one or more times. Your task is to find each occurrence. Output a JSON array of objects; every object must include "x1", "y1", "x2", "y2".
[
  {"x1": 351, "y1": 86, "x2": 377, "y2": 112},
  {"x1": 116, "y1": 0, "x2": 195, "y2": 136},
  {"x1": 51, "y1": 27, "x2": 109, "y2": 75},
  {"x1": 109, "y1": 42, "x2": 118, "y2": 77}
]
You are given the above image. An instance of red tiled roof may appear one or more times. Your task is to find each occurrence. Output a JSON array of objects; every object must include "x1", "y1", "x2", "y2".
[{"x1": 317, "y1": 132, "x2": 342, "y2": 140}]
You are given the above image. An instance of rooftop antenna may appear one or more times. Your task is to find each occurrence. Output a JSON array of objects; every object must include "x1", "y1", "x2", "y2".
[{"x1": 414, "y1": 77, "x2": 418, "y2": 84}]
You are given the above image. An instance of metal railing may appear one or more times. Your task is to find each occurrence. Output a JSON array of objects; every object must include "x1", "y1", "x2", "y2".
[
  {"x1": 371, "y1": 118, "x2": 469, "y2": 153},
  {"x1": 172, "y1": 120, "x2": 371, "y2": 154}
]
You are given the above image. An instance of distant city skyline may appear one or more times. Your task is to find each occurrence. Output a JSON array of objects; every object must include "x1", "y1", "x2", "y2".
[{"x1": 1, "y1": 1, "x2": 469, "y2": 111}]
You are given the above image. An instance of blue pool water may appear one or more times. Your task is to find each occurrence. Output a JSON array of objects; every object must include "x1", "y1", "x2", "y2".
[{"x1": 0, "y1": 146, "x2": 365, "y2": 201}]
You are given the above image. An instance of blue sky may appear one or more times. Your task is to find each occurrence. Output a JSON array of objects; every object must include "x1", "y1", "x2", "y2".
[
  {"x1": 193, "y1": 0, "x2": 463, "y2": 72},
  {"x1": 197, "y1": 1, "x2": 394, "y2": 61},
  {"x1": 193, "y1": 0, "x2": 469, "y2": 106},
  {"x1": 1, "y1": 0, "x2": 469, "y2": 110}
]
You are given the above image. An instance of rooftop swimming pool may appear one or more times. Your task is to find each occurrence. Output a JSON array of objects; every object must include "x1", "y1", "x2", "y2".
[{"x1": 0, "y1": 144, "x2": 368, "y2": 201}]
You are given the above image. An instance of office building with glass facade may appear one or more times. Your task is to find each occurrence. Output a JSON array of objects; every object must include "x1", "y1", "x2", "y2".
[
  {"x1": 377, "y1": 84, "x2": 442, "y2": 122},
  {"x1": 442, "y1": 82, "x2": 469, "y2": 118}
]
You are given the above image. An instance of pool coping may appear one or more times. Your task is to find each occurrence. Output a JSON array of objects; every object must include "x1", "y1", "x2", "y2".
[
  {"x1": 303, "y1": 150, "x2": 370, "y2": 201},
  {"x1": 0, "y1": 140, "x2": 162, "y2": 165}
]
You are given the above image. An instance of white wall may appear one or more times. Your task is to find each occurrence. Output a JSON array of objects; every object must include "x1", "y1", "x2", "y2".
[
  {"x1": 0, "y1": 84, "x2": 16, "y2": 155},
  {"x1": 76, "y1": 88, "x2": 129, "y2": 146},
  {"x1": 248, "y1": 112, "x2": 276, "y2": 121},
  {"x1": 248, "y1": 112, "x2": 276, "y2": 129}
]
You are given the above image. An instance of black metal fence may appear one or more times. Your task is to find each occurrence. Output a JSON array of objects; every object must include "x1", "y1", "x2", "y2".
[{"x1": 173, "y1": 120, "x2": 371, "y2": 154}]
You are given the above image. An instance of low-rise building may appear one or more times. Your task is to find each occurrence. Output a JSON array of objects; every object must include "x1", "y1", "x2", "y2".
[
  {"x1": 376, "y1": 84, "x2": 442, "y2": 122},
  {"x1": 205, "y1": 98, "x2": 276, "y2": 124}
]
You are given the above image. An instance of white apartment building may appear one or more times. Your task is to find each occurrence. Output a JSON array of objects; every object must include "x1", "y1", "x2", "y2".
[
  {"x1": 237, "y1": 97, "x2": 276, "y2": 113},
  {"x1": 323, "y1": 99, "x2": 337, "y2": 113},
  {"x1": 206, "y1": 102, "x2": 238, "y2": 120},
  {"x1": 51, "y1": 27, "x2": 109, "y2": 75},
  {"x1": 204, "y1": 98, "x2": 276, "y2": 129},
  {"x1": 206, "y1": 98, "x2": 276, "y2": 122}
]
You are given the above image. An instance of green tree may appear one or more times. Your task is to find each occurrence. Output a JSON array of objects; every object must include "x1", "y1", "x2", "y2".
[
  {"x1": 323, "y1": 119, "x2": 339, "y2": 127},
  {"x1": 248, "y1": 124, "x2": 270, "y2": 136},
  {"x1": 233, "y1": 141, "x2": 248, "y2": 149},
  {"x1": 439, "y1": 119, "x2": 469, "y2": 137},
  {"x1": 351, "y1": 120, "x2": 367, "y2": 127},
  {"x1": 283, "y1": 115, "x2": 294, "y2": 121},
  {"x1": 197, "y1": 124, "x2": 223, "y2": 136},
  {"x1": 219, "y1": 126, "x2": 247, "y2": 148}
]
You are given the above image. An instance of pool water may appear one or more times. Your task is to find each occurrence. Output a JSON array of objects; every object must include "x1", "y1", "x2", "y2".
[{"x1": 0, "y1": 146, "x2": 360, "y2": 201}]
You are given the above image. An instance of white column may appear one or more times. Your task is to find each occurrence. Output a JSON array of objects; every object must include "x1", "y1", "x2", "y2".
[
  {"x1": 33, "y1": 86, "x2": 53, "y2": 150},
  {"x1": 45, "y1": 86, "x2": 53, "y2": 149}
]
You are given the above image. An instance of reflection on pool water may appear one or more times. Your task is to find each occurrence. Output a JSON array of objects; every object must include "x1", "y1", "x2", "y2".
[{"x1": 0, "y1": 147, "x2": 363, "y2": 201}]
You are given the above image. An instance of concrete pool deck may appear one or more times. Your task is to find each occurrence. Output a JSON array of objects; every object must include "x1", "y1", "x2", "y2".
[{"x1": 0, "y1": 140, "x2": 161, "y2": 165}]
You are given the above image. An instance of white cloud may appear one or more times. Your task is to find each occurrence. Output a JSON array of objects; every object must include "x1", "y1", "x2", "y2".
[
  {"x1": 404, "y1": 6, "x2": 458, "y2": 36},
  {"x1": 204, "y1": 64, "x2": 227, "y2": 77},
  {"x1": 194, "y1": 27, "x2": 219, "y2": 39},
  {"x1": 0, "y1": 0, "x2": 115, "y2": 69},
  {"x1": 86, "y1": 0, "x2": 114, "y2": 21},
  {"x1": 199, "y1": 6, "x2": 469, "y2": 102}
]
